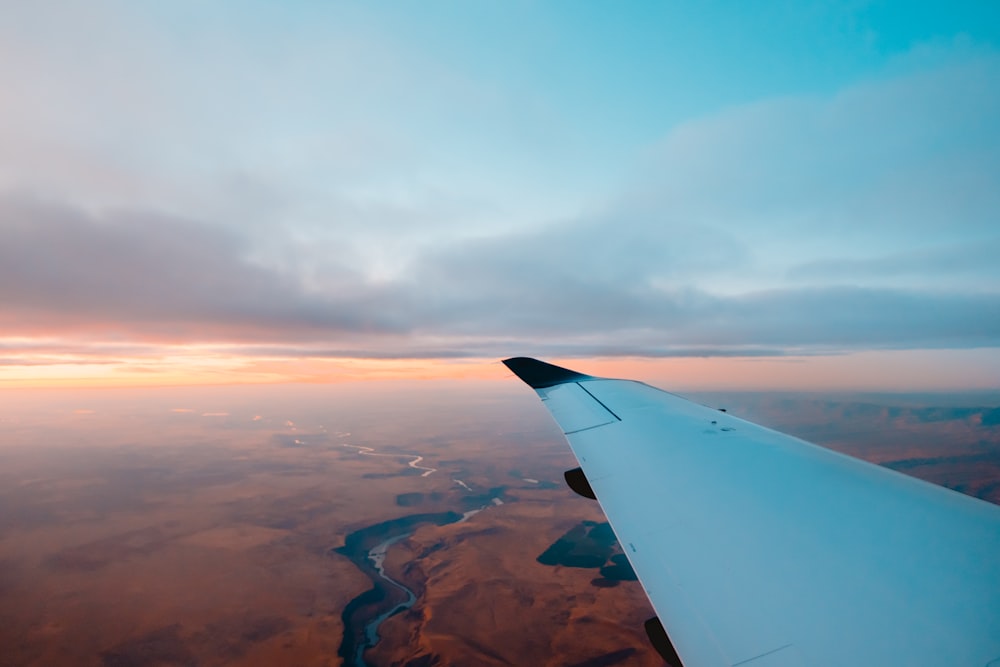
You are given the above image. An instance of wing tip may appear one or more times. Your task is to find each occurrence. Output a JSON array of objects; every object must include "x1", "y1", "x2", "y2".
[{"x1": 501, "y1": 357, "x2": 593, "y2": 389}]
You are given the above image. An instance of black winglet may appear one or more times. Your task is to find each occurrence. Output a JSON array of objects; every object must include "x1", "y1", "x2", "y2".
[{"x1": 502, "y1": 357, "x2": 593, "y2": 389}]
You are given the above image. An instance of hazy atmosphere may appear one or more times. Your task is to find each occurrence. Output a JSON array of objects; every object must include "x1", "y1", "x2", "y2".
[{"x1": 2, "y1": 2, "x2": 999, "y2": 666}]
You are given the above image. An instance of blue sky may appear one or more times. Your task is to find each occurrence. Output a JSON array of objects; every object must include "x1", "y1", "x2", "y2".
[{"x1": 0, "y1": 1, "x2": 998, "y2": 385}]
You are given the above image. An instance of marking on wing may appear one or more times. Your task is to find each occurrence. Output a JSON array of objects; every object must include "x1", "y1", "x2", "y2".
[
  {"x1": 576, "y1": 382, "x2": 622, "y2": 421},
  {"x1": 732, "y1": 644, "x2": 794, "y2": 666},
  {"x1": 537, "y1": 382, "x2": 619, "y2": 434},
  {"x1": 565, "y1": 422, "x2": 615, "y2": 435},
  {"x1": 732, "y1": 644, "x2": 805, "y2": 667}
]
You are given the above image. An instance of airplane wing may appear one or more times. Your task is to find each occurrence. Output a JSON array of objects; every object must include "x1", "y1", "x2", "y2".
[{"x1": 503, "y1": 357, "x2": 1000, "y2": 667}]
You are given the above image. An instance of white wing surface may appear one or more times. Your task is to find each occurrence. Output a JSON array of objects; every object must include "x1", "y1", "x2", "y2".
[{"x1": 503, "y1": 357, "x2": 1000, "y2": 667}]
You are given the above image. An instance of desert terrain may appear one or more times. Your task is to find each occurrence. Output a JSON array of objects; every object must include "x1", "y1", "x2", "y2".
[{"x1": 0, "y1": 381, "x2": 998, "y2": 666}]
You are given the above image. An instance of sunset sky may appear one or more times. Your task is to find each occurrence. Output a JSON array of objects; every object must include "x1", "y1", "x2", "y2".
[{"x1": 1, "y1": 1, "x2": 998, "y2": 389}]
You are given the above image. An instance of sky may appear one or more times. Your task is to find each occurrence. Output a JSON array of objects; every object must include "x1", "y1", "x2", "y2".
[{"x1": 1, "y1": 0, "x2": 998, "y2": 389}]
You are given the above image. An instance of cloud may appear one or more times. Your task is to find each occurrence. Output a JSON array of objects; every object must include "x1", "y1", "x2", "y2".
[
  {"x1": 617, "y1": 54, "x2": 1000, "y2": 297},
  {"x1": 399, "y1": 225, "x2": 1000, "y2": 352},
  {"x1": 1, "y1": 186, "x2": 998, "y2": 360},
  {"x1": 0, "y1": 194, "x2": 410, "y2": 341},
  {"x1": 787, "y1": 239, "x2": 1000, "y2": 285},
  {"x1": 0, "y1": 41, "x2": 998, "y2": 363},
  {"x1": 0, "y1": 357, "x2": 118, "y2": 366}
]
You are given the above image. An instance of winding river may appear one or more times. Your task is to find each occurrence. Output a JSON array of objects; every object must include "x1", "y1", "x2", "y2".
[
  {"x1": 341, "y1": 444, "x2": 438, "y2": 477},
  {"x1": 335, "y1": 512, "x2": 463, "y2": 667},
  {"x1": 334, "y1": 441, "x2": 507, "y2": 665},
  {"x1": 358, "y1": 533, "x2": 415, "y2": 664}
]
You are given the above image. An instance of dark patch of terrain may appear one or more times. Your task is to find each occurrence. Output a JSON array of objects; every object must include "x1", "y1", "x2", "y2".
[
  {"x1": 537, "y1": 521, "x2": 636, "y2": 586},
  {"x1": 457, "y1": 486, "x2": 508, "y2": 510},
  {"x1": 395, "y1": 492, "x2": 444, "y2": 507},
  {"x1": 589, "y1": 554, "x2": 638, "y2": 587}
]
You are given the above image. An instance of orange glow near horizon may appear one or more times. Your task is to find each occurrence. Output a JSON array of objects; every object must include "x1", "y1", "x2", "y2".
[{"x1": 1, "y1": 339, "x2": 999, "y2": 391}]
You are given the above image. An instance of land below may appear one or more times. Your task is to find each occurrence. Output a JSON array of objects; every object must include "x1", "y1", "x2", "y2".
[{"x1": 0, "y1": 382, "x2": 997, "y2": 666}]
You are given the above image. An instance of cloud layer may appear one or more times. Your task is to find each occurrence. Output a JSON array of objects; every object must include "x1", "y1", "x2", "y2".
[
  {"x1": 2, "y1": 190, "x2": 997, "y2": 360},
  {"x1": 0, "y1": 6, "x2": 998, "y2": 365}
]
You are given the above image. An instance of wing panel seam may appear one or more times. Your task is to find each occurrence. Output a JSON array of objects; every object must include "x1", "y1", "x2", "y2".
[
  {"x1": 576, "y1": 382, "x2": 622, "y2": 421},
  {"x1": 731, "y1": 643, "x2": 795, "y2": 666},
  {"x1": 564, "y1": 421, "x2": 616, "y2": 435}
]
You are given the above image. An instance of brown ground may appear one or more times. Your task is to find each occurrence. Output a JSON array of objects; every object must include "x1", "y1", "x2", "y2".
[
  {"x1": 370, "y1": 495, "x2": 661, "y2": 667},
  {"x1": 0, "y1": 430, "x2": 367, "y2": 667},
  {"x1": 0, "y1": 382, "x2": 997, "y2": 667}
]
